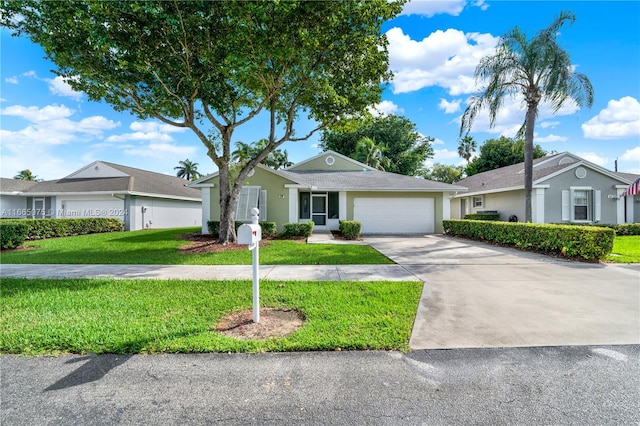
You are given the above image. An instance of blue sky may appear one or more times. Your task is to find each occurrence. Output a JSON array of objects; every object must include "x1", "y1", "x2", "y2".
[{"x1": 1, "y1": 0, "x2": 639, "y2": 180}]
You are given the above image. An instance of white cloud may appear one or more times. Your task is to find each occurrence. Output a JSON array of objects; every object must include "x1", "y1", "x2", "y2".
[
  {"x1": 5, "y1": 76, "x2": 18, "y2": 84},
  {"x1": 105, "y1": 131, "x2": 174, "y2": 143},
  {"x1": 619, "y1": 146, "x2": 640, "y2": 163},
  {"x1": 582, "y1": 96, "x2": 640, "y2": 139},
  {"x1": 129, "y1": 121, "x2": 188, "y2": 134},
  {"x1": 576, "y1": 152, "x2": 609, "y2": 167},
  {"x1": 433, "y1": 148, "x2": 460, "y2": 161},
  {"x1": 386, "y1": 27, "x2": 499, "y2": 95},
  {"x1": 367, "y1": 100, "x2": 404, "y2": 117},
  {"x1": 400, "y1": 0, "x2": 465, "y2": 17},
  {"x1": 0, "y1": 104, "x2": 119, "y2": 149},
  {"x1": 47, "y1": 76, "x2": 83, "y2": 101},
  {"x1": 1, "y1": 104, "x2": 74, "y2": 122},
  {"x1": 124, "y1": 142, "x2": 198, "y2": 158},
  {"x1": 539, "y1": 121, "x2": 560, "y2": 129},
  {"x1": 22, "y1": 70, "x2": 37, "y2": 77},
  {"x1": 534, "y1": 133, "x2": 567, "y2": 143},
  {"x1": 438, "y1": 98, "x2": 461, "y2": 114},
  {"x1": 400, "y1": 0, "x2": 488, "y2": 17},
  {"x1": 432, "y1": 137, "x2": 445, "y2": 145}
]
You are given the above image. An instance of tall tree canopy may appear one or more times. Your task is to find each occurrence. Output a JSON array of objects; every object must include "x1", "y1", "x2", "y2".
[
  {"x1": 1, "y1": 0, "x2": 404, "y2": 242},
  {"x1": 232, "y1": 139, "x2": 293, "y2": 170},
  {"x1": 174, "y1": 159, "x2": 202, "y2": 181},
  {"x1": 320, "y1": 114, "x2": 434, "y2": 176},
  {"x1": 424, "y1": 163, "x2": 464, "y2": 184},
  {"x1": 460, "y1": 11, "x2": 593, "y2": 222},
  {"x1": 465, "y1": 136, "x2": 546, "y2": 176}
]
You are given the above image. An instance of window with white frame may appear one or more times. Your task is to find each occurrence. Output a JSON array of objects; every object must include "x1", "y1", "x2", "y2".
[
  {"x1": 472, "y1": 196, "x2": 484, "y2": 208},
  {"x1": 562, "y1": 188, "x2": 601, "y2": 223}
]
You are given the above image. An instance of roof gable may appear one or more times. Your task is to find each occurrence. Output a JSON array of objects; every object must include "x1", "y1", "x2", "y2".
[
  {"x1": 63, "y1": 161, "x2": 129, "y2": 179},
  {"x1": 286, "y1": 150, "x2": 375, "y2": 172}
]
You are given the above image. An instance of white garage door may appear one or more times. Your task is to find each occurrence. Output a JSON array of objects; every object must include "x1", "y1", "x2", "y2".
[{"x1": 354, "y1": 197, "x2": 434, "y2": 234}]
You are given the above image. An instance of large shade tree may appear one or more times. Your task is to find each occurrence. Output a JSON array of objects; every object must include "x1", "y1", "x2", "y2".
[
  {"x1": 320, "y1": 114, "x2": 434, "y2": 176},
  {"x1": 460, "y1": 11, "x2": 593, "y2": 222},
  {"x1": 1, "y1": 0, "x2": 404, "y2": 243},
  {"x1": 465, "y1": 136, "x2": 547, "y2": 176}
]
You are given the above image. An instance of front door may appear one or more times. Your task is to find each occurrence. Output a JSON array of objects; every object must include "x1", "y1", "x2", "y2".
[
  {"x1": 311, "y1": 194, "x2": 327, "y2": 226},
  {"x1": 33, "y1": 198, "x2": 45, "y2": 218}
]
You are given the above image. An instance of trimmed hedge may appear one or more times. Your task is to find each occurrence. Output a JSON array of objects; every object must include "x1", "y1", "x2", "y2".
[
  {"x1": 282, "y1": 222, "x2": 314, "y2": 238},
  {"x1": 464, "y1": 213, "x2": 500, "y2": 221},
  {"x1": 0, "y1": 222, "x2": 28, "y2": 250},
  {"x1": 339, "y1": 220, "x2": 361, "y2": 240},
  {"x1": 553, "y1": 222, "x2": 640, "y2": 236},
  {"x1": 207, "y1": 221, "x2": 278, "y2": 238},
  {"x1": 443, "y1": 219, "x2": 615, "y2": 261},
  {"x1": 5, "y1": 218, "x2": 123, "y2": 241}
]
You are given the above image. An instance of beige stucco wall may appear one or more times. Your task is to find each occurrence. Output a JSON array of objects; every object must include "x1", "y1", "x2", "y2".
[
  {"x1": 203, "y1": 167, "x2": 297, "y2": 231},
  {"x1": 454, "y1": 190, "x2": 524, "y2": 222}
]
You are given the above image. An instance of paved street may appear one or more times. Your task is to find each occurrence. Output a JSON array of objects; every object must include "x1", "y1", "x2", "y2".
[{"x1": 2, "y1": 346, "x2": 638, "y2": 425}]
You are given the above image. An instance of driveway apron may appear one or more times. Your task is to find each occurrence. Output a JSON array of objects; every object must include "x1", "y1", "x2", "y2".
[{"x1": 366, "y1": 235, "x2": 640, "y2": 350}]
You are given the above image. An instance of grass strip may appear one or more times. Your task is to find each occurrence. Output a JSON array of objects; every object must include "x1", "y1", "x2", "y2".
[
  {"x1": 0, "y1": 227, "x2": 392, "y2": 265},
  {"x1": 1, "y1": 278, "x2": 422, "y2": 355},
  {"x1": 606, "y1": 235, "x2": 640, "y2": 263}
]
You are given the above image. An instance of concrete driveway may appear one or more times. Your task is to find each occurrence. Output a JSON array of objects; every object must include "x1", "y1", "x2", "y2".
[{"x1": 365, "y1": 235, "x2": 640, "y2": 350}]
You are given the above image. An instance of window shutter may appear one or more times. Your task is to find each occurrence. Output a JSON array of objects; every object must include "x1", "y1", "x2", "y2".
[
  {"x1": 235, "y1": 187, "x2": 260, "y2": 221},
  {"x1": 594, "y1": 190, "x2": 601, "y2": 222},
  {"x1": 561, "y1": 190, "x2": 570, "y2": 221},
  {"x1": 259, "y1": 190, "x2": 267, "y2": 221}
]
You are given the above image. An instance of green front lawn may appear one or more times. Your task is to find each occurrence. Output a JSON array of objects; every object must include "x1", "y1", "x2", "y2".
[
  {"x1": 0, "y1": 227, "x2": 392, "y2": 265},
  {"x1": 0, "y1": 278, "x2": 423, "y2": 355},
  {"x1": 606, "y1": 235, "x2": 640, "y2": 263}
]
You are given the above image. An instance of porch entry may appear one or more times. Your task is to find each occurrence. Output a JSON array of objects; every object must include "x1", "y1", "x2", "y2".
[{"x1": 299, "y1": 192, "x2": 339, "y2": 227}]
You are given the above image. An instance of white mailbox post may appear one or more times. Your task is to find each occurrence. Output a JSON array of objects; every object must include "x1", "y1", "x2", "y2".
[{"x1": 237, "y1": 208, "x2": 262, "y2": 323}]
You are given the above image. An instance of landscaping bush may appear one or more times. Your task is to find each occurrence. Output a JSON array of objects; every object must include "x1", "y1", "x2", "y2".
[
  {"x1": 463, "y1": 213, "x2": 500, "y2": 221},
  {"x1": 0, "y1": 222, "x2": 28, "y2": 250},
  {"x1": 553, "y1": 222, "x2": 640, "y2": 236},
  {"x1": 258, "y1": 222, "x2": 278, "y2": 238},
  {"x1": 206, "y1": 221, "x2": 243, "y2": 236},
  {"x1": 339, "y1": 220, "x2": 362, "y2": 240},
  {"x1": 207, "y1": 221, "x2": 277, "y2": 238},
  {"x1": 282, "y1": 222, "x2": 314, "y2": 238},
  {"x1": 443, "y1": 219, "x2": 615, "y2": 261},
  {"x1": 13, "y1": 218, "x2": 123, "y2": 240}
]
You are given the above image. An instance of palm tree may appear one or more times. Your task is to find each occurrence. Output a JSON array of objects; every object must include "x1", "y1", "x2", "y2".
[
  {"x1": 354, "y1": 137, "x2": 390, "y2": 171},
  {"x1": 174, "y1": 159, "x2": 202, "y2": 181},
  {"x1": 460, "y1": 11, "x2": 593, "y2": 222},
  {"x1": 457, "y1": 135, "x2": 476, "y2": 165},
  {"x1": 14, "y1": 169, "x2": 40, "y2": 181},
  {"x1": 232, "y1": 140, "x2": 294, "y2": 170}
]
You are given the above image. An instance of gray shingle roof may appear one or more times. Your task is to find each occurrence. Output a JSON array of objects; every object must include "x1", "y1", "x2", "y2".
[
  {"x1": 455, "y1": 152, "x2": 631, "y2": 195},
  {"x1": 279, "y1": 169, "x2": 466, "y2": 192},
  {"x1": 1, "y1": 162, "x2": 201, "y2": 200},
  {"x1": 0, "y1": 178, "x2": 40, "y2": 193}
]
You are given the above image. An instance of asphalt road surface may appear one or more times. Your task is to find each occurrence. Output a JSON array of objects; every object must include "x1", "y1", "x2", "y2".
[{"x1": 2, "y1": 345, "x2": 638, "y2": 425}]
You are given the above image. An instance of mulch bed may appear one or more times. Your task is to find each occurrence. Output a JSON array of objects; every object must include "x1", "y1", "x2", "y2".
[{"x1": 213, "y1": 308, "x2": 305, "y2": 340}]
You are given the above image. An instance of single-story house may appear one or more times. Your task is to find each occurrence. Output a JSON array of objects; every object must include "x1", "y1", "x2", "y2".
[
  {"x1": 0, "y1": 161, "x2": 202, "y2": 231},
  {"x1": 190, "y1": 150, "x2": 466, "y2": 234},
  {"x1": 451, "y1": 152, "x2": 639, "y2": 224}
]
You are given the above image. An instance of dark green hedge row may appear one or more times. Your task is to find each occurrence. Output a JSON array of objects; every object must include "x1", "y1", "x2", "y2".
[
  {"x1": 463, "y1": 213, "x2": 500, "y2": 221},
  {"x1": 207, "y1": 221, "x2": 278, "y2": 238},
  {"x1": 553, "y1": 222, "x2": 640, "y2": 236},
  {"x1": 339, "y1": 220, "x2": 362, "y2": 240},
  {"x1": 443, "y1": 219, "x2": 615, "y2": 261},
  {"x1": 3, "y1": 218, "x2": 123, "y2": 241},
  {"x1": 0, "y1": 222, "x2": 28, "y2": 250},
  {"x1": 282, "y1": 222, "x2": 314, "y2": 238}
]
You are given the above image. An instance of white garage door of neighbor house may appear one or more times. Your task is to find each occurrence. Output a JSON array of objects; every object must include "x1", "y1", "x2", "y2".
[{"x1": 354, "y1": 197, "x2": 434, "y2": 234}]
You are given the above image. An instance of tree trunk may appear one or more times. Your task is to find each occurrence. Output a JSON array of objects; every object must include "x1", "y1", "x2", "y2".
[
  {"x1": 524, "y1": 103, "x2": 537, "y2": 223},
  {"x1": 217, "y1": 162, "x2": 238, "y2": 244}
]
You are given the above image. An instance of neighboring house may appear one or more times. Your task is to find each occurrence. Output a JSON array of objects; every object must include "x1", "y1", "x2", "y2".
[
  {"x1": 190, "y1": 150, "x2": 466, "y2": 234},
  {"x1": 451, "y1": 152, "x2": 638, "y2": 225},
  {"x1": 0, "y1": 161, "x2": 202, "y2": 231}
]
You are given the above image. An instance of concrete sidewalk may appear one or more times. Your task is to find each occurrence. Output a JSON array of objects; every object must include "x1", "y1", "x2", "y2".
[{"x1": 0, "y1": 263, "x2": 418, "y2": 282}]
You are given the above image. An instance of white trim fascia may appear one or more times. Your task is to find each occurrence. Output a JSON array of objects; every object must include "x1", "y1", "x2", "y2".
[
  {"x1": 537, "y1": 160, "x2": 631, "y2": 185},
  {"x1": 189, "y1": 172, "x2": 218, "y2": 186},
  {"x1": 452, "y1": 185, "x2": 523, "y2": 198},
  {"x1": 62, "y1": 161, "x2": 129, "y2": 179},
  {"x1": 305, "y1": 187, "x2": 466, "y2": 193},
  {"x1": 284, "y1": 184, "x2": 313, "y2": 189},
  {"x1": 614, "y1": 184, "x2": 630, "y2": 189},
  {"x1": 127, "y1": 191, "x2": 202, "y2": 202},
  {"x1": 284, "y1": 149, "x2": 376, "y2": 171},
  {"x1": 189, "y1": 183, "x2": 216, "y2": 188},
  {"x1": 9, "y1": 190, "x2": 201, "y2": 202},
  {"x1": 531, "y1": 151, "x2": 573, "y2": 170}
]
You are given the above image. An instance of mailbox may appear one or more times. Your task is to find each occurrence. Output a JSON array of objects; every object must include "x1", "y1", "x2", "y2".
[{"x1": 238, "y1": 223, "x2": 262, "y2": 245}]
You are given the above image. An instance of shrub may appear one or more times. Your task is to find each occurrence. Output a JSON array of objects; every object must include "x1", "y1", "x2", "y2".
[
  {"x1": 15, "y1": 218, "x2": 123, "y2": 240},
  {"x1": 258, "y1": 222, "x2": 278, "y2": 238},
  {"x1": 552, "y1": 222, "x2": 640, "y2": 236},
  {"x1": 282, "y1": 222, "x2": 314, "y2": 238},
  {"x1": 443, "y1": 219, "x2": 615, "y2": 261},
  {"x1": 206, "y1": 221, "x2": 243, "y2": 236},
  {"x1": 464, "y1": 213, "x2": 500, "y2": 221},
  {"x1": 0, "y1": 222, "x2": 28, "y2": 250},
  {"x1": 339, "y1": 220, "x2": 361, "y2": 240}
]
